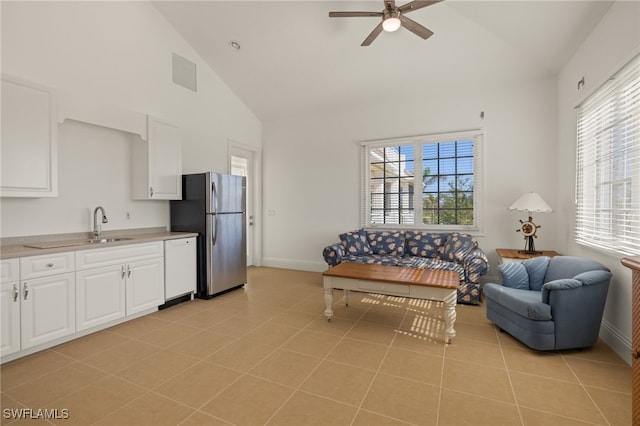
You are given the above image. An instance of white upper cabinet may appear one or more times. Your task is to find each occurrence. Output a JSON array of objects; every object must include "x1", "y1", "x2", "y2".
[
  {"x1": 1, "y1": 75, "x2": 57, "y2": 197},
  {"x1": 132, "y1": 116, "x2": 182, "y2": 200}
]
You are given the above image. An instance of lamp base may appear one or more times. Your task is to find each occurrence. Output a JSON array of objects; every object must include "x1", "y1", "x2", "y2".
[{"x1": 519, "y1": 236, "x2": 541, "y2": 255}]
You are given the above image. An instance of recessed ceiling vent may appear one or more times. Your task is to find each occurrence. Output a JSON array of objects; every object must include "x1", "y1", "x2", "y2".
[{"x1": 172, "y1": 52, "x2": 197, "y2": 93}]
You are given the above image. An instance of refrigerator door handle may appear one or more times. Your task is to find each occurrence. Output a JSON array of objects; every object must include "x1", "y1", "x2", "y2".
[
  {"x1": 211, "y1": 214, "x2": 218, "y2": 246},
  {"x1": 211, "y1": 181, "x2": 218, "y2": 215}
]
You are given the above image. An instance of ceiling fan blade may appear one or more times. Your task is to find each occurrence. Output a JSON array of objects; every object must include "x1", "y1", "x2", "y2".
[
  {"x1": 329, "y1": 11, "x2": 383, "y2": 18},
  {"x1": 399, "y1": 15, "x2": 434, "y2": 39},
  {"x1": 398, "y1": 0, "x2": 443, "y2": 14},
  {"x1": 361, "y1": 22, "x2": 384, "y2": 46}
]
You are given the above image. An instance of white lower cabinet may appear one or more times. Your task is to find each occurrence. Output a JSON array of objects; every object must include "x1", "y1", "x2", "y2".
[
  {"x1": 126, "y1": 258, "x2": 164, "y2": 315},
  {"x1": 76, "y1": 265, "x2": 126, "y2": 332},
  {"x1": 1, "y1": 240, "x2": 168, "y2": 362},
  {"x1": 1, "y1": 255, "x2": 76, "y2": 357},
  {"x1": 75, "y1": 242, "x2": 164, "y2": 330},
  {"x1": 1, "y1": 281, "x2": 21, "y2": 356},
  {"x1": 21, "y1": 273, "x2": 75, "y2": 349}
]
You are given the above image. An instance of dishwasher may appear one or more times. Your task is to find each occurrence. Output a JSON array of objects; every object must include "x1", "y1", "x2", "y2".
[{"x1": 164, "y1": 237, "x2": 197, "y2": 302}]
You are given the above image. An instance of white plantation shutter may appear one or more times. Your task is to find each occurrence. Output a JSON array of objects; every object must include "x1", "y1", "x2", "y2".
[{"x1": 576, "y1": 54, "x2": 640, "y2": 255}]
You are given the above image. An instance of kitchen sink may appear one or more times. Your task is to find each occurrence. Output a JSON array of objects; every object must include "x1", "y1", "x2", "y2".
[{"x1": 86, "y1": 237, "x2": 133, "y2": 244}]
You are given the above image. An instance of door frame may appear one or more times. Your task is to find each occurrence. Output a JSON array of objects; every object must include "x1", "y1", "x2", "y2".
[{"x1": 228, "y1": 139, "x2": 262, "y2": 267}]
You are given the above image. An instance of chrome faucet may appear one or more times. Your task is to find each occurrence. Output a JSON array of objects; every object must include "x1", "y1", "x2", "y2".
[{"x1": 93, "y1": 206, "x2": 108, "y2": 238}]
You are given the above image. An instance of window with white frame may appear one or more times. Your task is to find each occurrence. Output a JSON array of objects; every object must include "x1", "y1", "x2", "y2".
[
  {"x1": 361, "y1": 130, "x2": 483, "y2": 231},
  {"x1": 576, "y1": 54, "x2": 640, "y2": 256}
]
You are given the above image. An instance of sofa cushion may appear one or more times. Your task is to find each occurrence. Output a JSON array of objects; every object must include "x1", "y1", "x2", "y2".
[
  {"x1": 398, "y1": 256, "x2": 465, "y2": 280},
  {"x1": 343, "y1": 254, "x2": 399, "y2": 266},
  {"x1": 498, "y1": 263, "x2": 530, "y2": 290},
  {"x1": 404, "y1": 231, "x2": 447, "y2": 258},
  {"x1": 339, "y1": 229, "x2": 371, "y2": 256},
  {"x1": 366, "y1": 230, "x2": 405, "y2": 256},
  {"x1": 442, "y1": 233, "x2": 478, "y2": 262},
  {"x1": 483, "y1": 284, "x2": 552, "y2": 321},
  {"x1": 523, "y1": 256, "x2": 550, "y2": 291}
]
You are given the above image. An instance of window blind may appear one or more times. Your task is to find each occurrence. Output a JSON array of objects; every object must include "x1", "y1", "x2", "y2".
[{"x1": 576, "y1": 54, "x2": 640, "y2": 255}]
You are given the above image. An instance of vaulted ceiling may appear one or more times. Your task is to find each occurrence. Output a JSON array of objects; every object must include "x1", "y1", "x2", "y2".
[{"x1": 153, "y1": 1, "x2": 613, "y2": 121}]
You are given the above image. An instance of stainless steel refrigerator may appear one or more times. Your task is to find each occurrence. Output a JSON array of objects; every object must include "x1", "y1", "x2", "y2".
[{"x1": 170, "y1": 172, "x2": 247, "y2": 298}]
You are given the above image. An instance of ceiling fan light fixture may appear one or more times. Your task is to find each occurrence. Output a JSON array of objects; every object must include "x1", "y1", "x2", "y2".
[{"x1": 382, "y1": 16, "x2": 401, "y2": 32}]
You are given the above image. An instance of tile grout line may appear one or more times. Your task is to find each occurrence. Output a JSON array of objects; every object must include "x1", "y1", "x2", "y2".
[
  {"x1": 494, "y1": 326, "x2": 525, "y2": 426},
  {"x1": 262, "y1": 289, "x2": 368, "y2": 426},
  {"x1": 560, "y1": 352, "x2": 612, "y2": 426}
]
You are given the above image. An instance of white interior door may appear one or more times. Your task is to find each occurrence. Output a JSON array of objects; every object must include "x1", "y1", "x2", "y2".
[{"x1": 229, "y1": 142, "x2": 260, "y2": 267}]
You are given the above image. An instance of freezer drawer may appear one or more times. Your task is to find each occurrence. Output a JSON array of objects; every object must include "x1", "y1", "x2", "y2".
[{"x1": 164, "y1": 237, "x2": 196, "y2": 301}]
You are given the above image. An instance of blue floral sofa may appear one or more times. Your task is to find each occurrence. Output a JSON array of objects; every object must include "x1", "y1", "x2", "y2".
[{"x1": 322, "y1": 229, "x2": 489, "y2": 305}]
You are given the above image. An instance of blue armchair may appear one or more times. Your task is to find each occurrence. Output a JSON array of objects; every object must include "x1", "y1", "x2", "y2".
[{"x1": 483, "y1": 256, "x2": 611, "y2": 351}]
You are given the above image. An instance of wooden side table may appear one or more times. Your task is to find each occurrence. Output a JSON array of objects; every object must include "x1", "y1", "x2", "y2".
[{"x1": 496, "y1": 248, "x2": 559, "y2": 264}]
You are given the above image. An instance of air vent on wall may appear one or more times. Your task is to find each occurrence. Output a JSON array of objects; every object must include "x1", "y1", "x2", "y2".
[{"x1": 172, "y1": 53, "x2": 197, "y2": 92}]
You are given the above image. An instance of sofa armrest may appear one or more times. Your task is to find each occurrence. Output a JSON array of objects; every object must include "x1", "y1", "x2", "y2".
[
  {"x1": 323, "y1": 243, "x2": 345, "y2": 267},
  {"x1": 541, "y1": 278, "x2": 582, "y2": 304},
  {"x1": 461, "y1": 247, "x2": 490, "y2": 283}
]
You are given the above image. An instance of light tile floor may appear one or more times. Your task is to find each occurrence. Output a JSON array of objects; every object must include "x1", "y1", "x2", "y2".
[{"x1": 1, "y1": 267, "x2": 631, "y2": 425}]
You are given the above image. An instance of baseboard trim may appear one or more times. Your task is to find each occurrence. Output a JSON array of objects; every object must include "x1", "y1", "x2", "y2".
[
  {"x1": 262, "y1": 257, "x2": 326, "y2": 272},
  {"x1": 600, "y1": 318, "x2": 631, "y2": 365}
]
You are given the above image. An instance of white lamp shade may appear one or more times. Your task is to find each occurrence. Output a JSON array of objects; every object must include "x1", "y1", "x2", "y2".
[
  {"x1": 509, "y1": 192, "x2": 553, "y2": 213},
  {"x1": 382, "y1": 17, "x2": 401, "y2": 32}
]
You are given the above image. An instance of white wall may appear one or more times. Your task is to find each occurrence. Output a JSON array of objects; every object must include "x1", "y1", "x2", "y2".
[
  {"x1": 1, "y1": 1, "x2": 261, "y2": 238},
  {"x1": 262, "y1": 76, "x2": 559, "y2": 274},
  {"x1": 557, "y1": 0, "x2": 640, "y2": 364}
]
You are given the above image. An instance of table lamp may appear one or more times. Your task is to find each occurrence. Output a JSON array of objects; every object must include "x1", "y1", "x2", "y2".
[{"x1": 509, "y1": 192, "x2": 553, "y2": 254}]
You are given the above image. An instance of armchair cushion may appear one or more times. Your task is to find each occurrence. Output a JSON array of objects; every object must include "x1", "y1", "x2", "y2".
[
  {"x1": 483, "y1": 284, "x2": 552, "y2": 321},
  {"x1": 523, "y1": 257, "x2": 550, "y2": 291},
  {"x1": 498, "y1": 263, "x2": 530, "y2": 290}
]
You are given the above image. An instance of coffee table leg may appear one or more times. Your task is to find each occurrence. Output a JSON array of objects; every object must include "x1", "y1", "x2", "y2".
[
  {"x1": 324, "y1": 288, "x2": 334, "y2": 321},
  {"x1": 444, "y1": 289, "x2": 457, "y2": 344},
  {"x1": 343, "y1": 289, "x2": 350, "y2": 307}
]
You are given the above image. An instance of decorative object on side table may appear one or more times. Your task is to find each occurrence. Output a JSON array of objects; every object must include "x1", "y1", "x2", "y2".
[{"x1": 509, "y1": 192, "x2": 553, "y2": 254}]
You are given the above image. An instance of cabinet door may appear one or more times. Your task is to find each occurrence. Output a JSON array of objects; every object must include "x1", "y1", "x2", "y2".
[
  {"x1": 0, "y1": 282, "x2": 21, "y2": 356},
  {"x1": 1, "y1": 75, "x2": 57, "y2": 197},
  {"x1": 126, "y1": 258, "x2": 164, "y2": 315},
  {"x1": 149, "y1": 117, "x2": 182, "y2": 200},
  {"x1": 76, "y1": 265, "x2": 126, "y2": 331},
  {"x1": 21, "y1": 273, "x2": 75, "y2": 349},
  {"x1": 132, "y1": 117, "x2": 181, "y2": 200}
]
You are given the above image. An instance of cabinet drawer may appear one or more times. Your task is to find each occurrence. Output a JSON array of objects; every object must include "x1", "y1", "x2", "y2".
[
  {"x1": 20, "y1": 252, "x2": 75, "y2": 280},
  {"x1": 76, "y1": 242, "x2": 163, "y2": 270},
  {"x1": 358, "y1": 280, "x2": 410, "y2": 295},
  {"x1": 1, "y1": 258, "x2": 20, "y2": 283}
]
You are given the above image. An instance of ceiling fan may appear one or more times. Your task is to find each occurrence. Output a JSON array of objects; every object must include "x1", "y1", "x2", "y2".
[{"x1": 329, "y1": 0, "x2": 442, "y2": 46}]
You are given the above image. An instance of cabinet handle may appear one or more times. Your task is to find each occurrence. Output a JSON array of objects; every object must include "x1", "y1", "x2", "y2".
[
  {"x1": 127, "y1": 265, "x2": 131, "y2": 278},
  {"x1": 23, "y1": 283, "x2": 28, "y2": 300},
  {"x1": 121, "y1": 265, "x2": 126, "y2": 279},
  {"x1": 150, "y1": 187, "x2": 154, "y2": 198},
  {"x1": 46, "y1": 263, "x2": 54, "y2": 268},
  {"x1": 12, "y1": 284, "x2": 18, "y2": 302}
]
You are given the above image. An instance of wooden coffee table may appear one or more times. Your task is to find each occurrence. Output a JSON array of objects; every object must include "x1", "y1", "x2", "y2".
[{"x1": 322, "y1": 263, "x2": 460, "y2": 343}]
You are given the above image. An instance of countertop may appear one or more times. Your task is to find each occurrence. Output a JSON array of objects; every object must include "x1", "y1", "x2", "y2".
[{"x1": 0, "y1": 228, "x2": 198, "y2": 260}]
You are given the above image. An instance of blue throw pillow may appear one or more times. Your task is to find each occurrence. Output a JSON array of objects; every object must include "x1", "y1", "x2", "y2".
[
  {"x1": 339, "y1": 229, "x2": 371, "y2": 255},
  {"x1": 498, "y1": 262, "x2": 530, "y2": 290},
  {"x1": 523, "y1": 256, "x2": 550, "y2": 291}
]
